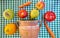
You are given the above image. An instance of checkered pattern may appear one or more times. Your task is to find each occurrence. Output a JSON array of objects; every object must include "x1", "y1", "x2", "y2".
[{"x1": 0, "y1": 0, "x2": 60, "y2": 38}]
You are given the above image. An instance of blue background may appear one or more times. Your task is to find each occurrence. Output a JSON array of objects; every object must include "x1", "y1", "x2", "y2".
[{"x1": 0, "y1": 0, "x2": 60, "y2": 38}]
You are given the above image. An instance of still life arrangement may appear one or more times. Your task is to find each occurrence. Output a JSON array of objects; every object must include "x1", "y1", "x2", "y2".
[{"x1": 3, "y1": 1, "x2": 56, "y2": 38}]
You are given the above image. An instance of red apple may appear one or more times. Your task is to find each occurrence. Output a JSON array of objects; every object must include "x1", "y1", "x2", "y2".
[
  {"x1": 44, "y1": 11, "x2": 56, "y2": 22},
  {"x1": 18, "y1": 10, "x2": 28, "y2": 18}
]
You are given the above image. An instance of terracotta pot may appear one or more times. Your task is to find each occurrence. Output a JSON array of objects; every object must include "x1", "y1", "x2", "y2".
[{"x1": 17, "y1": 20, "x2": 41, "y2": 38}]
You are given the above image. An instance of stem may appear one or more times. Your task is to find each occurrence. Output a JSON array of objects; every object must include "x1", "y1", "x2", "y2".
[{"x1": 44, "y1": 20, "x2": 55, "y2": 38}]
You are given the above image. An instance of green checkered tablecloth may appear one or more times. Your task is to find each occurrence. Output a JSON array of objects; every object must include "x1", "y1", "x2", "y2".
[{"x1": 0, "y1": 0, "x2": 60, "y2": 38}]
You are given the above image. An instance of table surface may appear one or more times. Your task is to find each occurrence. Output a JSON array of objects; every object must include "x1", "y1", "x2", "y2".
[{"x1": 0, "y1": 0, "x2": 60, "y2": 38}]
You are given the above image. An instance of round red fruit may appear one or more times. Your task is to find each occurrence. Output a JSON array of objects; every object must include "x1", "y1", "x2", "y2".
[
  {"x1": 44, "y1": 11, "x2": 56, "y2": 22},
  {"x1": 18, "y1": 10, "x2": 28, "y2": 18}
]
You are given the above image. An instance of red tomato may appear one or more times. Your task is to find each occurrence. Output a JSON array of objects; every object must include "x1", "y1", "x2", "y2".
[
  {"x1": 44, "y1": 11, "x2": 56, "y2": 22},
  {"x1": 18, "y1": 10, "x2": 28, "y2": 18}
]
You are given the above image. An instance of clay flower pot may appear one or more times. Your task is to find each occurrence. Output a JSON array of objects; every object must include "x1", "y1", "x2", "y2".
[{"x1": 17, "y1": 20, "x2": 41, "y2": 38}]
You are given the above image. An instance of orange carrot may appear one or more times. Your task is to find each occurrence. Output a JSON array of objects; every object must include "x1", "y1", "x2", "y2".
[
  {"x1": 44, "y1": 20, "x2": 55, "y2": 38},
  {"x1": 19, "y1": 5, "x2": 24, "y2": 8},
  {"x1": 19, "y1": 1, "x2": 31, "y2": 8}
]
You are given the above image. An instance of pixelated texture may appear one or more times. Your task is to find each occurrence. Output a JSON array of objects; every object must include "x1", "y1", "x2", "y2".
[{"x1": 0, "y1": 0, "x2": 60, "y2": 38}]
